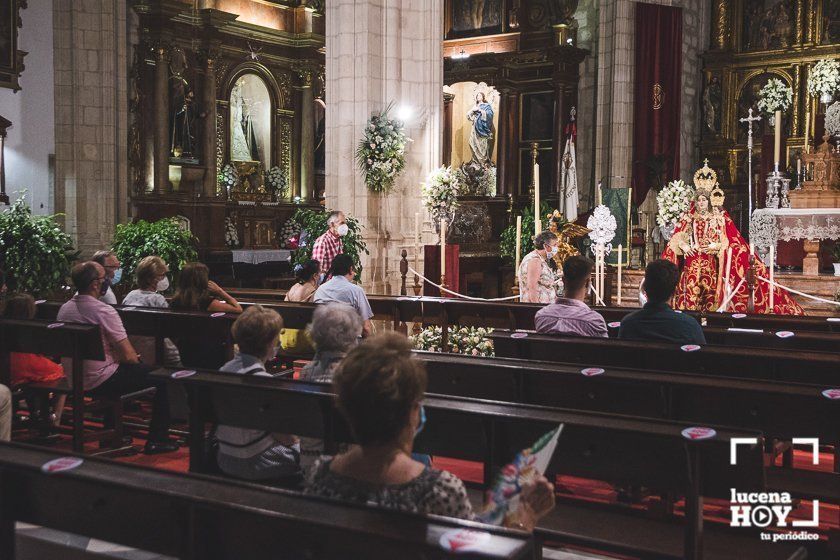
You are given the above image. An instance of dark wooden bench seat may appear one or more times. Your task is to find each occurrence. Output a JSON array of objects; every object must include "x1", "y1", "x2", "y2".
[
  {"x1": 153, "y1": 366, "x2": 808, "y2": 560},
  {"x1": 0, "y1": 442, "x2": 533, "y2": 560}
]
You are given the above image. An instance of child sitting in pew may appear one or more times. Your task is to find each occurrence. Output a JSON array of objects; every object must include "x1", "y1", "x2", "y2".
[{"x1": 2, "y1": 293, "x2": 66, "y2": 426}]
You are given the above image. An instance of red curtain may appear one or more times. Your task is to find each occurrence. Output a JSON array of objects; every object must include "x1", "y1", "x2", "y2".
[{"x1": 631, "y1": 3, "x2": 683, "y2": 206}]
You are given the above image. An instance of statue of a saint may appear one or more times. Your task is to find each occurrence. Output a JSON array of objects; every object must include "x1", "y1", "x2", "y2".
[
  {"x1": 466, "y1": 92, "x2": 494, "y2": 166},
  {"x1": 231, "y1": 83, "x2": 259, "y2": 162}
]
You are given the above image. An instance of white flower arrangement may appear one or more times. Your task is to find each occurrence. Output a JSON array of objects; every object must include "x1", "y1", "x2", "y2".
[
  {"x1": 757, "y1": 78, "x2": 793, "y2": 115},
  {"x1": 266, "y1": 166, "x2": 289, "y2": 200},
  {"x1": 224, "y1": 216, "x2": 239, "y2": 248},
  {"x1": 355, "y1": 105, "x2": 412, "y2": 194},
  {"x1": 656, "y1": 179, "x2": 695, "y2": 228},
  {"x1": 218, "y1": 163, "x2": 239, "y2": 195},
  {"x1": 277, "y1": 219, "x2": 301, "y2": 249},
  {"x1": 410, "y1": 325, "x2": 495, "y2": 357},
  {"x1": 807, "y1": 59, "x2": 840, "y2": 99},
  {"x1": 422, "y1": 166, "x2": 462, "y2": 229},
  {"x1": 586, "y1": 205, "x2": 617, "y2": 255}
]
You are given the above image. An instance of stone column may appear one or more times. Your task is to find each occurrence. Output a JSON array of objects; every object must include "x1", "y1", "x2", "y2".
[
  {"x1": 325, "y1": 0, "x2": 442, "y2": 293},
  {"x1": 203, "y1": 55, "x2": 217, "y2": 198},
  {"x1": 154, "y1": 46, "x2": 169, "y2": 194},
  {"x1": 298, "y1": 67, "x2": 315, "y2": 202},
  {"x1": 442, "y1": 91, "x2": 454, "y2": 167}
]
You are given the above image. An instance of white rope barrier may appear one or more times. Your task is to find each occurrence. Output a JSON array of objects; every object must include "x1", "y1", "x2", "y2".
[
  {"x1": 715, "y1": 278, "x2": 746, "y2": 313},
  {"x1": 407, "y1": 266, "x2": 522, "y2": 302},
  {"x1": 757, "y1": 276, "x2": 840, "y2": 307}
]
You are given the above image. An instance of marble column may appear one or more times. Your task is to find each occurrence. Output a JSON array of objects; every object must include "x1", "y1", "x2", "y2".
[
  {"x1": 325, "y1": 0, "x2": 442, "y2": 293},
  {"x1": 203, "y1": 55, "x2": 218, "y2": 198},
  {"x1": 299, "y1": 67, "x2": 315, "y2": 202},
  {"x1": 154, "y1": 46, "x2": 170, "y2": 195}
]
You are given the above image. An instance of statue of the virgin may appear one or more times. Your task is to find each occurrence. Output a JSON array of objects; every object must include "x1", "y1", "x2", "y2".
[{"x1": 466, "y1": 91, "x2": 494, "y2": 166}]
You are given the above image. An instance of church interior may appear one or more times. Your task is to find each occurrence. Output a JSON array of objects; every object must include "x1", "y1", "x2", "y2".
[{"x1": 0, "y1": 1, "x2": 839, "y2": 559}]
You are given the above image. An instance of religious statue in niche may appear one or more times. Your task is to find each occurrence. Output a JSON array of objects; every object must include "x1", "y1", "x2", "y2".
[
  {"x1": 742, "y1": 0, "x2": 794, "y2": 51},
  {"x1": 169, "y1": 49, "x2": 202, "y2": 162},
  {"x1": 460, "y1": 82, "x2": 499, "y2": 196},
  {"x1": 449, "y1": 0, "x2": 502, "y2": 37},
  {"x1": 702, "y1": 75, "x2": 722, "y2": 135},
  {"x1": 231, "y1": 81, "x2": 260, "y2": 162},
  {"x1": 229, "y1": 74, "x2": 272, "y2": 167}
]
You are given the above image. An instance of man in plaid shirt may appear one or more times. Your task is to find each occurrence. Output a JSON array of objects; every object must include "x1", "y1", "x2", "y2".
[{"x1": 311, "y1": 210, "x2": 347, "y2": 278}]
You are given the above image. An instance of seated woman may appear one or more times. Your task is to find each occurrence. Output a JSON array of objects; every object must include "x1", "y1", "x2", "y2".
[
  {"x1": 122, "y1": 256, "x2": 180, "y2": 366},
  {"x1": 305, "y1": 332, "x2": 555, "y2": 529},
  {"x1": 215, "y1": 305, "x2": 301, "y2": 484},
  {"x1": 299, "y1": 303, "x2": 361, "y2": 383},
  {"x1": 279, "y1": 259, "x2": 320, "y2": 356},
  {"x1": 2, "y1": 293, "x2": 65, "y2": 426},
  {"x1": 170, "y1": 262, "x2": 242, "y2": 369}
]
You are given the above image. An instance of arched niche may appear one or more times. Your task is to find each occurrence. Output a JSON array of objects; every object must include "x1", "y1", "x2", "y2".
[{"x1": 229, "y1": 73, "x2": 273, "y2": 167}]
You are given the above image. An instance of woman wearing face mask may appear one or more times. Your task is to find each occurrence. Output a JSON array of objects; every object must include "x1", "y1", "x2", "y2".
[
  {"x1": 122, "y1": 256, "x2": 181, "y2": 366},
  {"x1": 215, "y1": 305, "x2": 302, "y2": 486},
  {"x1": 519, "y1": 231, "x2": 561, "y2": 304},
  {"x1": 305, "y1": 332, "x2": 555, "y2": 528}
]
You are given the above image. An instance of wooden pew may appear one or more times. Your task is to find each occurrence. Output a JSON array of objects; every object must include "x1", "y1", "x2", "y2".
[
  {"x1": 489, "y1": 331, "x2": 840, "y2": 386},
  {"x1": 0, "y1": 319, "x2": 108, "y2": 453},
  {"x1": 415, "y1": 351, "x2": 840, "y2": 481},
  {"x1": 0, "y1": 442, "x2": 534, "y2": 560},
  {"x1": 153, "y1": 367, "x2": 806, "y2": 560}
]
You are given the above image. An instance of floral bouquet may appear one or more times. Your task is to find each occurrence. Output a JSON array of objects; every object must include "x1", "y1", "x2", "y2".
[
  {"x1": 757, "y1": 78, "x2": 792, "y2": 115},
  {"x1": 422, "y1": 166, "x2": 462, "y2": 233},
  {"x1": 266, "y1": 166, "x2": 289, "y2": 200},
  {"x1": 218, "y1": 163, "x2": 239, "y2": 196},
  {"x1": 277, "y1": 219, "x2": 301, "y2": 249},
  {"x1": 223, "y1": 217, "x2": 239, "y2": 248},
  {"x1": 807, "y1": 59, "x2": 840, "y2": 101},
  {"x1": 656, "y1": 179, "x2": 695, "y2": 230},
  {"x1": 410, "y1": 325, "x2": 495, "y2": 357},
  {"x1": 355, "y1": 105, "x2": 412, "y2": 194}
]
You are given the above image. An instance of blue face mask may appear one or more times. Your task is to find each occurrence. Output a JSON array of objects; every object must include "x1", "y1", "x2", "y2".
[
  {"x1": 414, "y1": 405, "x2": 426, "y2": 437},
  {"x1": 111, "y1": 268, "x2": 123, "y2": 285}
]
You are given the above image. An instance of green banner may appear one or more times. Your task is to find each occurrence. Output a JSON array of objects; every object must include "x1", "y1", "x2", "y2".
[{"x1": 602, "y1": 188, "x2": 632, "y2": 266}]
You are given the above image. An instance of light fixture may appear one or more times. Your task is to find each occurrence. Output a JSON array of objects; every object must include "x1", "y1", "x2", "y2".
[
  {"x1": 452, "y1": 48, "x2": 470, "y2": 60},
  {"x1": 396, "y1": 105, "x2": 414, "y2": 122}
]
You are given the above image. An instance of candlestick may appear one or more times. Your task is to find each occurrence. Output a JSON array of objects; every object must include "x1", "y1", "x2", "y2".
[
  {"x1": 534, "y1": 163, "x2": 541, "y2": 236},
  {"x1": 617, "y1": 244, "x2": 623, "y2": 306},
  {"x1": 440, "y1": 218, "x2": 446, "y2": 289},
  {"x1": 773, "y1": 110, "x2": 781, "y2": 168},
  {"x1": 769, "y1": 244, "x2": 775, "y2": 313},
  {"x1": 804, "y1": 110, "x2": 810, "y2": 154},
  {"x1": 515, "y1": 216, "x2": 522, "y2": 279}
]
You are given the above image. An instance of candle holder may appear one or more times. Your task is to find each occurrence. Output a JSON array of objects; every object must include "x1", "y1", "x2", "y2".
[{"x1": 764, "y1": 164, "x2": 791, "y2": 209}]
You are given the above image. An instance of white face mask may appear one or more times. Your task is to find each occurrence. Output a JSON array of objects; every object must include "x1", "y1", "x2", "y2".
[
  {"x1": 546, "y1": 246, "x2": 558, "y2": 258},
  {"x1": 156, "y1": 276, "x2": 170, "y2": 292},
  {"x1": 336, "y1": 223, "x2": 349, "y2": 237}
]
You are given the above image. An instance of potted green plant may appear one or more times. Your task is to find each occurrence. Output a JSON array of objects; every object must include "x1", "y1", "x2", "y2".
[
  {"x1": 111, "y1": 218, "x2": 198, "y2": 287},
  {"x1": 291, "y1": 208, "x2": 368, "y2": 280},
  {"x1": 0, "y1": 195, "x2": 77, "y2": 297}
]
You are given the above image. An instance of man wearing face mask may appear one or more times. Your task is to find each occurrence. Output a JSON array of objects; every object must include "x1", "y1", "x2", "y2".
[
  {"x1": 57, "y1": 262, "x2": 179, "y2": 454},
  {"x1": 311, "y1": 210, "x2": 347, "y2": 280},
  {"x1": 92, "y1": 250, "x2": 123, "y2": 305},
  {"x1": 518, "y1": 231, "x2": 561, "y2": 304}
]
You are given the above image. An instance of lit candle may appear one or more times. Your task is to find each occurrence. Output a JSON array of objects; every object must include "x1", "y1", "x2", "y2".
[
  {"x1": 515, "y1": 215, "x2": 522, "y2": 279},
  {"x1": 797, "y1": 157, "x2": 802, "y2": 176},
  {"x1": 617, "y1": 244, "x2": 623, "y2": 306},
  {"x1": 774, "y1": 110, "x2": 781, "y2": 168},
  {"x1": 440, "y1": 218, "x2": 446, "y2": 286},
  {"x1": 534, "y1": 163, "x2": 541, "y2": 236}
]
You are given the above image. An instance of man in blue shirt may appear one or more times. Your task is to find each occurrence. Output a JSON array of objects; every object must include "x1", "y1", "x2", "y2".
[
  {"x1": 618, "y1": 259, "x2": 706, "y2": 345},
  {"x1": 313, "y1": 254, "x2": 373, "y2": 337}
]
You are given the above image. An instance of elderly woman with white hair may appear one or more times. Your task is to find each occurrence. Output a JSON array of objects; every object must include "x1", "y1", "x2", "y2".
[{"x1": 299, "y1": 303, "x2": 362, "y2": 383}]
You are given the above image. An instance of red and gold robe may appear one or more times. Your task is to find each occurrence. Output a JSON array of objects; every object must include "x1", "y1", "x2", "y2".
[{"x1": 662, "y1": 208, "x2": 803, "y2": 315}]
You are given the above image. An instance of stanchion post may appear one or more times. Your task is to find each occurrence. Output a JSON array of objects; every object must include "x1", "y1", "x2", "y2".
[{"x1": 400, "y1": 250, "x2": 408, "y2": 296}]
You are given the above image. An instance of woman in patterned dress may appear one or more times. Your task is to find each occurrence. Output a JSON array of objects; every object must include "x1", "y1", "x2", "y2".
[{"x1": 518, "y1": 231, "x2": 561, "y2": 304}]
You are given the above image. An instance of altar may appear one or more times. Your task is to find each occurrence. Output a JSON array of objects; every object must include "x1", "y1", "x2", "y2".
[{"x1": 751, "y1": 208, "x2": 840, "y2": 275}]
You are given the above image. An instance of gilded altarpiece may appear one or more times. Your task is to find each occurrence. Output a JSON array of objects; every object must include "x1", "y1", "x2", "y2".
[
  {"x1": 128, "y1": 0, "x2": 323, "y2": 254},
  {"x1": 701, "y1": 0, "x2": 840, "y2": 217}
]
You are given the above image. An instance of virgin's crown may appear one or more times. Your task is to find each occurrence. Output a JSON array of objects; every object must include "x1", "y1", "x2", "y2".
[{"x1": 693, "y1": 159, "x2": 718, "y2": 191}]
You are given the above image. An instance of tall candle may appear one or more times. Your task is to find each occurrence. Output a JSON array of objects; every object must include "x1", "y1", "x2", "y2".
[
  {"x1": 724, "y1": 247, "x2": 732, "y2": 299},
  {"x1": 515, "y1": 215, "x2": 522, "y2": 278},
  {"x1": 749, "y1": 242, "x2": 755, "y2": 256},
  {"x1": 769, "y1": 244, "x2": 775, "y2": 313},
  {"x1": 773, "y1": 110, "x2": 781, "y2": 168},
  {"x1": 596, "y1": 182, "x2": 602, "y2": 206},
  {"x1": 617, "y1": 244, "x2": 623, "y2": 306},
  {"x1": 440, "y1": 218, "x2": 446, "y2": 284},
  {"x1": 797, "y1": 157, "x2": 801, "y2": 176},
  {"x1": 803, "y1": 110, "x2": 811, "y2": 154},
  {"x1": 534, "y1": 163, "x2": 541, "y2": 236}
]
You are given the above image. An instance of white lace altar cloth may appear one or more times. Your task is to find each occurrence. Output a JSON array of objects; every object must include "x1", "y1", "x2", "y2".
[{"x1": 751, "y1": 208, "x2": 840, "y2": 253}]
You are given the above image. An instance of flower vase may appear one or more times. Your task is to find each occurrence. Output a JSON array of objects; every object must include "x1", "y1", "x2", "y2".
[
  {"x1": 821, "y1": 92, "x2": 834, "y2": 105},
  {"x1": 768, "y1": 113, "x2": 775, "y2": 127}
]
